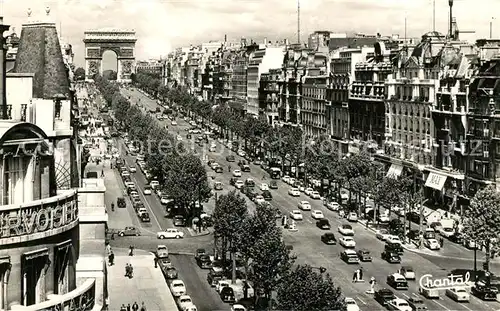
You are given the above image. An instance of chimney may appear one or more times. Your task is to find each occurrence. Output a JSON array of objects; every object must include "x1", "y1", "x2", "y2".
[
  {"x1": 285, "y1": 38, "x2": 289, "y2": 46},
  {"x1": 449, "y1": 0, "x2": 453, "y2": 39},
  {"x1": 0, "y1": 17, "x2": 10, "y2": 120},
  {"x1": 224, "y1": 34, "x2": 227, "y2": 42}
]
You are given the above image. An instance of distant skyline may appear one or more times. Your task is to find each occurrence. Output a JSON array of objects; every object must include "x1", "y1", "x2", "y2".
[{"x1": 2, "y1": 0, "x2": 498, "y2": 68}]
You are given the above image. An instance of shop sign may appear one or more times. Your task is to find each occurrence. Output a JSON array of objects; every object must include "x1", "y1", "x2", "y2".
[{"x1": 0, "y1": 196, "x2": 78, "y2": 238}]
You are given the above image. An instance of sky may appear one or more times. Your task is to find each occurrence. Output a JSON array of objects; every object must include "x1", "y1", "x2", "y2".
[{"x1": 1, "y1": 0, "x2": 498, "y2": 68}]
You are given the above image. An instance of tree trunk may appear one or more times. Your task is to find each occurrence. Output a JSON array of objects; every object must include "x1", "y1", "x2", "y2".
[{"x1": 231, "y1": 250, "x2": 237, "y2": 284}]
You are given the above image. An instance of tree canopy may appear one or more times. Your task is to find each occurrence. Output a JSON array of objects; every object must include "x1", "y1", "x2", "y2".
[{"x1": 74, "y1": 67, "x2": 85, "y2": 80}]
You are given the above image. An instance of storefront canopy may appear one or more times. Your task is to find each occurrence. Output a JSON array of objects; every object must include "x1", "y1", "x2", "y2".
[{"x1": 425, "y1": 172, "x2": 447, "y2": 191}]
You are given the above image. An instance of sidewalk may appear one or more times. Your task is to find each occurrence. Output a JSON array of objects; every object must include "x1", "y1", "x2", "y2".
[{"x1": 107, "y1": 247, "x2": 176, "y2": 311}]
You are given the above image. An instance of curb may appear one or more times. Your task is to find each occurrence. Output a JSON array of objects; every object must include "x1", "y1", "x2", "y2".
[
  {"x1": 169, "y1": 252, "x2": 195, "y2": 256},
  {"x1": 187, "y1": 227, "x2": 212, "y2": 237}
]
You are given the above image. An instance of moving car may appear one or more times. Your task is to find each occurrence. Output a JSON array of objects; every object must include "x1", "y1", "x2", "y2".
[
  {"x1": 472, "y1": 284, "x2": 498, "y2": 300},
  {"x1": 387, "y1": 273, "x2": 409, "y2": 290},
  {"x1": 234, "y1": 180, "x2": 244, "y2": 189},
  {"x1": 399, "y1": 266, "x2": 415, "y2": 280},
  {"x1": 325, "y1": 200, "x2": 340, "y2": 211},
  {"x1": 304, "y1": 188, "x2": 314, "y2": 196},
  {"x1": 226, "y1": 155, "x2": 235, "y2": 162},
  {"x1": 419, "y1": 284, "x2": 440, "y2": 299},
  {"x1": 196, "y1": 255, "x2": 212, "y2": 269},
  {"x1": 118, "y1": 226, "x2": 141, "y2": 237},
  {"x1": 357, "y1": 249, "x2": 372, "y2": 262},
  {"x1": 424, "y1": 238, "x2": 440, "y2": 250},
  {"x1": 316, "y1": 219, "x2": 331, "y2": 230},
  {"x1": 241, "y1": 164, "x2": 251, "y2": 172},
  {"x1": 143, "y1": 185, "x2": 152, "y2": 195},
  {"x1": 338, "y1": 224, "x2": 354, "y2": 236},
  {"x1": 214, "y1": 181, "x2": 223, "y2": 190},
  {"x1": 374, "y1": 288, "x2": 396, "y2": 306},
  {"x1": 170, "y1": 280, "x2": 186, "y2": 297},
  {"x1": 321, "y1": 233, "x2": 337, "y2": 244},
  {"x1": 311, "y1": 210, "x2": 324, "y2": 219},
  {"x1": 260, "y1": 183, "x2": 269, "y2": 191},
  {"x1": 289, "y1": 210, "x2": 303, "y2": 221},
  {"x1": 439, "y1": 227, "x2": 455, "y2": 238},
  {"x1": 387, "y1": 298, "x2": 412, "y2": 311},
  {"x1": 173, "y1": 215, "x2": 186, "y2": 226},
  {"x1": 261, "y1": 190, "x2": 272, "y2": 201},
  {"x1": 231, "y1": 305, "x2": 247, "y2": 311},
  {"x1": 347, "y1": 212, "x2": 358, "y2": 222},
  {"x1": 407, "y1": 297, "x2": 427, "y2": 311},
  {"x1": 339, "y1": 236, "x2": 356, "y2": 248},
  {"x1": 156, "y1": 228, "x2": 184, "y2": 239},
  {"x1": 233, "y1": 170, "x2": 242, "y2": 177},
  {"x1": 381, "y1": 251, "x2": 401, "y2": 264},
  {"x1": 446, "y1": 287, "x2": 470, "y2": 302},
  {"x1": 309, "y1": 191, "x2": 321, "y2": 199},
  {"x1": 269, "y1": 180, "x2": 278, "y2": 189},
  {"x1": 171, "y1": 120, "x2": 177, "y2": 125},
  {"x1": 298, "y1": 201, "x2": 311, "y2": 211},
  {"x1": 117, "y1": 197, "x2": 126, "y2": 208},
  {"x1": 341, "y1": 249, "x2": 359, "y2": 264},
  {"x1": 288, "y1": 188, "x2": 300, "y2": 197},
  {"x1": 344, "y1": 297, "x2": 360, "y2": 311}
]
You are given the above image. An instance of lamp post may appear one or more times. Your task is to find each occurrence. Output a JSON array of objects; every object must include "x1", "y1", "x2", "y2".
[{"x1": 490, "y1": 17, "x2": 495, "y2": 39}]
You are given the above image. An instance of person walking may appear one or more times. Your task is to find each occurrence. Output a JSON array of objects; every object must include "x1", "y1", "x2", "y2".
[
  {"x1": 125, "y1": 263, "x2": 130, "y2": 277},
  {"x1": 440, "y1": 237, "x2": 444, "y2": 247},
  {"x1": 359, "y1": 267, "x2": 364, "y2": 281},
  {"x1": 108, "y1": 251, "x2": 114, "y2": 266},
  {"x1": 129, "y1": 245, "x2": 134, "y2": 256},
  {"x1": 352, "y1": 270, "x2": 358, "y2": 282},
  {"x1": 154, "y1": 256, "x2": 158, "y2": 268},
  {"x1": 120, "y1": 304, "x2": 127, "y2": 311},
  {"x1": 126, "y1": 303, "x2": 131, "y2": 311},
  {"x1": 132, "y1": 302, "x2": 139, "y2": 311},
  {"x1": 140, "y1": 302, "x2": 147, "y2": 311},
  {"x1": 129, "y1": 264, "x2": 134, "y2": 278}
]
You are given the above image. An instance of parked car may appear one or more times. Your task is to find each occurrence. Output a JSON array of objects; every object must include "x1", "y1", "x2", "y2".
[
  {"x1": 139, "y1": 212, "x2": 150, "y2": 222},
  {"x1": 196, "y1": 255, "x2": 212, "y2": 269},
  {"x1": 173, "y1": 215, "x2": 186, "y2": 226},
  {"x1": 156, "y1": 245, "x2": 169, "y2": 258},
  {"x1": 472, "y1": 284, "x2": 498, "y2": 301},
  {"x1": 170, "y1": 280, "x2": 186, "y2": 297},
  {"x1": 424, "y1": 238, "x2": 441, "y2": 250},
  {"x1": 376, "y1": 229, "x2": 391, "y2": 241},
  {"x1": 439, "y1": 227, "x2": 455, "y2": 238}
]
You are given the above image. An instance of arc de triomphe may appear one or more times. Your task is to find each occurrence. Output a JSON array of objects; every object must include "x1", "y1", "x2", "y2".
[{"x1": 83, "y1": 28, "x2": 137, "y2": 82}]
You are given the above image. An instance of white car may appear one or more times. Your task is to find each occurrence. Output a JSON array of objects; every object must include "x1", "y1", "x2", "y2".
[
  {"x1": 338, "y1": 224, "x2": 354, "y2": 236},
  {"x1": 311, "y1": 210, "x2": 324, "y2": 219},
  {"x1": 143, "y1": 186, "x2": 152, "y2": 195},
  {"x1": 339, "y1": 236, "x2": 356, "y2": 248},
  {"x1": 446, "y1": 287, "x2": 470, "y2": 302},
  {"x1": 231, "y1": 304, "x2": 247, "y2": 311},
  {"x1": 378, "y1": 212, "x2": 390, "y2": 223},
  {"x1": 237, "y1": 150, "x2": 246, "y2": 157},
  {"x1": 150, "y1": 180, "x2": 160, "y2": 189},
  {"x1": 288, "y1": 188, "x2": 300, "y2": 197},
  {"x1": 121, "y1": 170, "x2": 130, "y2": 177},
  {"x1": 309, "y1": 191, "x2": 321, "y2": 199},
  {"x1": 254, "y1": 195, "x2": 265, "y2": 204},
  {"x1": 290, "y1": 210, "x2": 303, "y2": 220},
  {"x1": 298, "y1": 201, "x2": 311, "y2": 211},
  {"x1": 177, "y1": 295, "x2": 193, "y2": 310},
  {"x1": 171, "y1": 120, "x2": 178, "y2": 125},
  {"x1": 399, "y1": 266, "x2": 415, "y2": 280},
  {"x1": 124, "y1": 181, "x2": 135, "y2": 188},
  {"x1": 161, "y1": 196, "x2": 173, "y2": 205},
  {"x1": 216, "y1": 279, "x2": 230, "y2": 293},
  {"x1": 345, "y1": 297, "x2": 359, "y2": 311},
  {"x1": 233, "y1": 169, "x2": 242, "y2": 177},
  {"x1": 387, "y1": 298, "x2": 411, "y2": 311},
  {"x1": 170, "y1": 280, "x2": 186, "y2": 297},
  {"x1": 234, "y1": 180, "x2": 244, "y2": 189},
  {"x1": 376, "y1": 229, "x2": 391, "y2": 241},
  {"x1": 424, "y1": 238, "x2": 441, "y2": 250},
  {"x1": 157, "y1": 228, "x2": 184, "y2": 239},
  {"x1": 387, "y1": 235, "x2": 402, "y2": 245},
  {"x1": 304, "y1": 188, "x2": 314, "y2": 196},
  {"x1": 288, "y1": 178, "x2": 296, "y2": 185},
  {"x1": 439, "y1": 227, "x2": 455, "y2": 238},
  {"x1": 260, "y1": 183, "x2": 269, "y2": 191},
  {"x1": 176, "y1": 135, "x2": 183, "y2": 141},
  {"x1": 347, "y1": 212, "x2": 358, "y2": 222},
  {"x1": 282, "y1": 175, "x2": 290, "y2": 183},
  {"x1": 325, "y1": 201, "x2": 340, "y2": 211},
  {"x1": 129, "y1": 166, "x2": 137, "y2": 173}
]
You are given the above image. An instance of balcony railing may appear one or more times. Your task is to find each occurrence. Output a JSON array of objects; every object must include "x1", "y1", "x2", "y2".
[{"x1": 0, "y1": 189, "x2": 78, "y2": 245}]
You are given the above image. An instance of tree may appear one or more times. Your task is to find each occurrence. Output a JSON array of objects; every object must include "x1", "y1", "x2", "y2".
[
  {"x1": 462, "y1": 185, "x2": 500, "y2": 271},
  {"x1": 74, "y1": 67, "x2": 85, "y2": 80},
  {"x1": 103, "y1": 70, "x2": 117, "y2": 80},
  {"x1": 213, "y1": 190, "x2": 248, "y2": 283},
  {"x1": 276, "y1": 265, "x2": 345, "y2": 311}
]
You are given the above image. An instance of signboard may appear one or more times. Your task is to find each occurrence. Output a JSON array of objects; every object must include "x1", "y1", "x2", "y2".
[
  {"x1": 0, "y1": 193, "x2": 78, "y2": 238},
  {"x1": 419, "y1": 272, "x2": 471, "y2": 291},
  {"x1": 38, "y1": 281, "x2": 95, "y2": 311},
  {"x1": 424, "y1": 172, "x2": 447, "y2": 191}
]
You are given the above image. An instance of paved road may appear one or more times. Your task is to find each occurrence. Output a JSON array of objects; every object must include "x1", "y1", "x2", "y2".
[{"x1": 119, "y1": 87, "x2": 500, "y2": 311}]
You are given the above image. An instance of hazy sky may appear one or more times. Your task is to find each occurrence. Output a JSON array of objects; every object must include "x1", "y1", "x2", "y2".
[{"x1": 2, "y1": 0, "x2": 497, "y2": 68}]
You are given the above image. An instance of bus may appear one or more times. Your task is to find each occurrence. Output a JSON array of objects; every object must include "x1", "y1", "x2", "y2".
[{"x1": 269, "y1": 167, "x2": 281, "y2": 179}]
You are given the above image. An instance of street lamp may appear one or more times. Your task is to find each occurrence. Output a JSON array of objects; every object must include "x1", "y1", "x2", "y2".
[{"x1": 491, "y1": 17, "x2": 496, "y2": 39}]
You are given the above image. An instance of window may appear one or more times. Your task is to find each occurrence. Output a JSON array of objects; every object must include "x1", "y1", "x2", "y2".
[
  {"x1": 22, "y1": 250, "x2": 49, "y2": 306},
  {"x1": 3, "y1": 156, "x2": 33, "y2": 205}
]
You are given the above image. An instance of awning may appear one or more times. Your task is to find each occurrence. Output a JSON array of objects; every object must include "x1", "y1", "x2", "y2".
[
  {"x1": 56, "y1": 239, "x2": 72, "y2": 251},
  {"x1": 0, "y1": 256, "x2": 10, "y2": 265},
  {"x1": 425, "y1": 172, "x2": 447, "y2": 191},
  {"x1": 386, "y1": 164, "x2": 403, "y2": 178},
  {"x1": 24, "y1": 248, "x2": 49, "y2": 260}
]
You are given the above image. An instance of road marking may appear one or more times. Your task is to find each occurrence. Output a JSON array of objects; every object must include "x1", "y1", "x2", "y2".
[
  {"x1": 356, "y1": 297, "x2": 367, "y2": 305},
  {"x1": 433, "y1": 300, "x2": 451, "y2": 311},
  {"x1": 401, "y1": 293, "x2": 410, "y2": 299},
  {"x1": 460, "y1": 302, "x2": 474, "y2": 311}
]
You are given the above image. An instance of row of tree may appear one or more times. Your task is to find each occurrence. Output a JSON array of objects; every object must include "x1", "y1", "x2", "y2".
[
  {"x1": 213, "y1": 190, "x2": 344, "y2": 311},
  {"x1": 94, "y1": 74, "x2": 211, "y2": 220}
]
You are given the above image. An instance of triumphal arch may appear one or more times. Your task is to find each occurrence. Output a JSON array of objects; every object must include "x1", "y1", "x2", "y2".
[{"x1": 83, "y1": 28, "x2": 137, "y2": 82}]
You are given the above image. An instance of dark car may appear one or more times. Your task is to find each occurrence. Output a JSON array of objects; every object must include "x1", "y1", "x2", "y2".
[
  {"x1": 382, "y1": 251, "x2": 401, "y2": 263},
  {"x1": 196, "y1": 254, "x2": 213, "y2": 269},
  {"x1": 407, "y1": 229, "x2": 421, "y2": 241},
  {"x1": 269, "y1": 180, "x2": 278, "y2": 189},
  {"x1": 321, "y1": 233, "x2": 337, "y2": 245},
  {"x1": 242, "y1": 165, "x2": 251, "y2": 172},
  {"x1": 374, "y1": 288, "x2": 396, "y2": 306},
  {"x1": 245, "y1": 179, "x2": 255, "y2": 187},
  {"x1": 357, "y1": 249, "x2": 372, "y2": 262},
  {"x1": 472, "y1": 284, "x2": 498, "y2": 300},
  {"x1": 214, "y1": 166, "x2": 223, "y2": 173},
  {"x1": 387, "y1": 274, "x2": 409, "y2": 290},
  {"x1": 385, "y1": 242, "x2": 404, "y2": 255},
  {"x1": 316, "y1": 219, "x2": 331, "y2": 230},
  {"x1": 229, "y1": 178, "x2": 237, "y2": 186},
  {"x1": 140, "y1": 213, "x2": 150, "y2": 222},
  {"x1": 207, "y1": 267, "x2": 224, "y2": 286},
  {"x1": 164, "y1": 266, "x2": 178, "y2": 279},
  {"x1": 449, "y1": 232, "x2": 464, "y2": 244},
  {"x1": 226, "y1": 155, "x2": 235, "y2": 162},
  {"x1": 186, "y1": 134, "x2": 192, "y2": 139},
  {"x1": 220, "y1": 286, "x2": 235, "y2": 303},
  {"x1": 407, "y1": 296, "x2": 427, "y2": 310},
  {"x1": 117, "y1": 197, "x2": 126, "y2": 208},
  {"x1": 195, "y1": 248, "x2": 206, "y2": 260},
  {"x1": 262, "y1": 190, "x2": 273, "y2": 201},
  {"x1": 173, "y1": 215, "x2": 186, "y2": 226}
]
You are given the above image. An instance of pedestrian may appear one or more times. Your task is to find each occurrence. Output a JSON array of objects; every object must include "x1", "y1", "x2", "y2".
[
  {"x1": 368, "y1": 277, "x2": 376, "y2": 294},
  {"x1": 440, "y1": 237, "x2": 444, "y2": 247},
  {"x1": 359, "y1": 267, "x2": 363, "y2": 281},
  {"x1": 111, "y1": 232, "x2": 115, "y2": 240},
  {"x1": 129, "y1": 264, "x2": 134, "y2": 278},
  {"x1": 126, "y1": 303, "x2": 131, "y2": 311},
  {"x1": 154, "y1": 256, "x2": 158, "y2": 268},
  {"x1": 132, "y1": 302, "x2": 139, "y2": 311},
  {"x1": 120, "y1": 304, "x2": 127, "y2": 311},
  {"x1": 352, "y1": 270, "x2": 358, "y2": 282},
  {"x1": 129, "y1": 245, "x2": 134, "y2": 256},
  {"x1": 125, "y1": 263, "x2": 130, "y2": 277},
  {"x1": 140, "y1": 302, "x2": 146, "y2": 311},
  {"x1": 108, "y1": 251, "x2": 114, "y2": 266}
]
